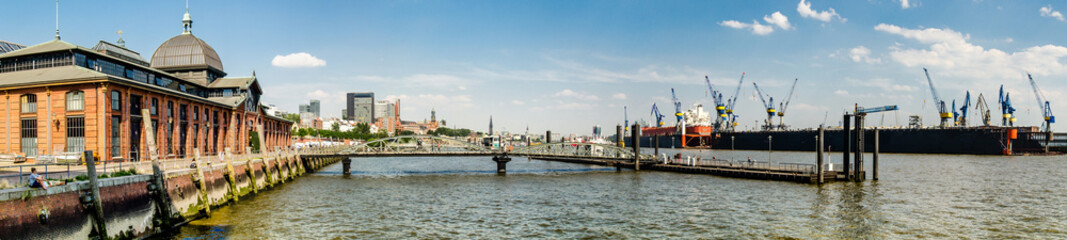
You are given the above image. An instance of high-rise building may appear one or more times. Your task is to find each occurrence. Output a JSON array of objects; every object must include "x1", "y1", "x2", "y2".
[
  {"x1": 346, "y1": 92, "x2": 374, "y2": 123},
  {"x1": 373, "y1": 100, "x2": 394, "y2": 122},
  {"x1": 298, "y1": 99, "x2": 320, "y2": 118}
]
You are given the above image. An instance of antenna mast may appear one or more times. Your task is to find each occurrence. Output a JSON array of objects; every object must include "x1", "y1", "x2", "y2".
[{"x1": 55, "y1": 0, "x2": 60, "y2": 40}]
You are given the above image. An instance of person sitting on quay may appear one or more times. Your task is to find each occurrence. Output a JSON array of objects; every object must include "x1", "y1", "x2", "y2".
[
  {"x1": 29, "y1": 168, "x2": 48, "y2": 190},
  {"x1": 190, "y1": 159, "x2": 198, "y2": 169}
]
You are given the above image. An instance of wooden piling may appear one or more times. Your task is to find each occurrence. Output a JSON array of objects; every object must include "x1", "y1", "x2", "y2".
[
  {"x1": 83, "y1": 151, "x2": 108, "y2": 238},
  {"x1": 546, "y1": 130, "x2": 552, "y2": 144},
  {"x1": 631, "y1": 124, "x2": 640, "y2": 171},
  {"x1": 817, "y1": 126, "x2": 824, "y2": 184},
  {"x1": 874, "y1": 128, "x2": 879, "y2": 181},
  {"x1": 854, "y1": 114, "x2": 864, "y2": 182},
  {"x1": 193, "y1": 149, "x2": 210, "y2": 216},
  {"x1": 842, "y1": 114, "x2": 851, "y2": 180}
]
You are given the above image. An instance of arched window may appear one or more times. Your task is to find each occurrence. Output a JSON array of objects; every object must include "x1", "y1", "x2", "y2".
[
  {"x1": 19, "y1": 94, "x2": 36, "y2": 113},
  {"x1": 66, "y1": 91, "x2": 84, "y2": 111}
]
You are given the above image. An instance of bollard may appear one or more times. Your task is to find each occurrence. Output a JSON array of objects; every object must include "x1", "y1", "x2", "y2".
[
  {"x1": 631, "y1": 124, "x2": 641, "y2": 171},
  {"x1": 654, "y1": 136, "x2": 659, "y2": 157},
  {"x1": 842, "y1": 114, "x2": 851, "y2": 180},
  {"x1": 546, "y1": 130, "x2": 552, "y2": 144},
  {"x1": 616, "y1": 125, "x2": 624, "y2": 148},
  {"x1": 817, "y1": 126, "x2": 824, "y2": 184},
  {"x1": 83, "y1": 151, "x2": 108, "y2": 239},
  {"x1": 873, "y1": 128, "x2": 880, "y2": 181}
]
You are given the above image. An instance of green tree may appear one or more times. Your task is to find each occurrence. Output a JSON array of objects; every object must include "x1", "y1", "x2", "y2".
[{"x1": 331, "y1": 122, "x2": 340, "y2": 131}]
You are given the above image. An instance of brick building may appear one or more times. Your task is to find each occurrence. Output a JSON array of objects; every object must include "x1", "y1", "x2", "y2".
[{"x1": 0, "y1": 9, "x2": 292, "y2": 161}]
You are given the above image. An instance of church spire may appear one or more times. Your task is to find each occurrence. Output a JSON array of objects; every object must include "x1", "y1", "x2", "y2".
[
  {"x1": 182, "y1": 1, "x2": 193, "y2": 34},
  {"x1": 489, "y1": 115, "x2": 494, "y2": 136}
]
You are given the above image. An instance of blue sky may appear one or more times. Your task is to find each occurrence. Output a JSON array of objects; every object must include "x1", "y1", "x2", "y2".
[{"x1": 3, "y1": 0, "x2": 1067, "y2": 135}]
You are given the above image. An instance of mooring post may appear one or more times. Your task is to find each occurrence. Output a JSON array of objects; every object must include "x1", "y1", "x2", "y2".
[
  {"x1": 140, "y1": 109, "x2": 172, "y2": 229},
  {"x1": 217, "y1": 147, "x2": 238, "y2": 203},
  {"x1": 874, "y1": 128, "x2": 880, "y2": 181},
  {"x1": 854, "y1": 114, "x2": 865, "y2": 182},
  {"x1": 631, "y1": 123, "x2": 640, "y2": 171},
  {"x1": 83, "y1": 151, "x2": 107, "y2": 239},
  {"x1": 342, "y1": 158, "x2": 352, "y2": 176},
  {"x1": 817, "y1": 126, "x2": 824, "y2": 184},
  {"x1": 493, "y1": 154, "x2": 511, "y2": 175},
  {"x1": 842, "y1": 114, "x2": 852, "y2": 180},
  {"x1": 616, "y1": 124, "x2": 624, "y2": 148}
]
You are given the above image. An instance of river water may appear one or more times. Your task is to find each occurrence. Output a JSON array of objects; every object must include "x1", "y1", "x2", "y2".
[{"x1": 163, "y1": 149, "x2": 1066, "y2": 239}]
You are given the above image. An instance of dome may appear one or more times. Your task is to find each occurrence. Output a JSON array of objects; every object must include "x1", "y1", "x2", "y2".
[{"x1": 150, "y1": 33, "x2": 224, "y2": 73}]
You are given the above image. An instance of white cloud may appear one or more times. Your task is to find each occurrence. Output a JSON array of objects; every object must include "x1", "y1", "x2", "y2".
[
  {"x1": 720, "y1": 20, "x2": 775, "y2": 35},
  {"x1": 611, "y1": 93, "x2": 627, "y2": 100},
  {"x1": 797, "y1": 0, "x2": 845, "y2": 22},
  {"x1": 553, "y1": 89, "x2": 601, "y2": 101},
  {"x1": 511, "y1": 100, "x2": 525, "y2": 105},
  {"x1": 900, "y1": 0, "x2": 913, "y2": 9},
  {"x1": 384, "y1": 94, "x2": 474, "y2": 109},
  {"x1": 1040, "y1": 5, "x2": 1065, "y2": 21},
  {"x1": 834, "y1": 90, "x2": 849, "y2": 96},
  {"x1": 763, "y1": 11, "x2": 792, "y2": 30},
  {"x1": 875, "y1": 23, "x2": 1067, "y2": 80},
  {"x1": 848, "y1": 46, "x2": 882, "y2": 64},
  {"x1": 271, "y1": 52, "x2": 326, "y2": 68}
]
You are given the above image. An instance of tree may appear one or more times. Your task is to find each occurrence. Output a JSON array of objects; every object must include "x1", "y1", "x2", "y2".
[
  {"x1": 331, "y1": 122, "x2": 340, "y2": 131},
  {"x1": 281, "y1": 113, "x2": 300, "y2": 123}
]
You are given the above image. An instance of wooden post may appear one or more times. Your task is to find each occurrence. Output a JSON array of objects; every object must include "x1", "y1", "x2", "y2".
[
  {"x1": 854, "y1": 114, "x2": 864, "y2": 182},
  {"x1": 654, "y1": 136, "x2": 659, "y2": 157},
  {"x1": 140, "y1": 109, "x2": 172, "y2": 228},
  {"x1": 616, "y1": 125, "x2": 624, "y2": 148},
  {"x1": 817, "y1": 126, "x2": 824, "y2": 184},
  {"x1": 842, "y1": 114, "x2": 851, "y2": 180},
  {"x1": 83, "y1": 151, "x2": 108, "y2": 239},
  {"x1": 219, "y1": 147, "x2": 238, "y2": 203},
  {"x1": 193, "y1": 148, "x2": 209, "y2": 216},
  {"x1": 873, "y1": 128, "x2": 879, "y2": 181},
  {"x1": 546, "y1": 130, "x2": 552, "y2": 144},
  {"x1": 631, "y1": 124, "x2": 640, "y2": 171}
]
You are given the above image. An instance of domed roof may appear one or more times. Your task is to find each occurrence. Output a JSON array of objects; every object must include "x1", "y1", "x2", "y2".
[{"x1": 150, "y1": 33, "x2": 224, "y2": 73}]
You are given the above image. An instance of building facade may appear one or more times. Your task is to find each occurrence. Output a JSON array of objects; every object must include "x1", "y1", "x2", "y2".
[
  {"x1": 298, "y1": 99, "x2": 319, "y2": 118},
  {"x1": 0, "y1": 9, "x2": 292, "y2": 161},
  {"x1": 346, "y1": 92, "x2": 374, "y2": 123}
]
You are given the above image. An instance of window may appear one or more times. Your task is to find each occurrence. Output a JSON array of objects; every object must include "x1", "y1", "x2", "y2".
[
  {"x1": 129, "y1": 95, "x2": 142, "y2": 116},
  {"x1": 66, "y1": 116, "x2": 85, "y2": 152},
  {"x1": 19, "y1": 94, "x2": 36, "y2": 113},
  {"x1": 222, "y1": 89, "x2": 234, "y2": 97},
  {"x1": 65, "y1": 91, "x2": 84, "y2": 111},
  {"x1": 193, "y1": 106, "x2": 199, "y2": 121},
  {"x1": 150, "y1": 98, "x2": 158, "y2": 116},
  {"x1": 20, "y1": 118, "x2": 37, "y2": 157},
  {"x1": 111, "y1": 116, "x2": 121, "y2": 157},
  {"x1": 110, "y1": 91, "x2": 121, "y2": 111}
]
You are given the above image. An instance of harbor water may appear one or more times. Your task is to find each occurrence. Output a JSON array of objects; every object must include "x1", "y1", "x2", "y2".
[{"x1": 162, "y1": 149, "x2": 1065, "y2": 239}]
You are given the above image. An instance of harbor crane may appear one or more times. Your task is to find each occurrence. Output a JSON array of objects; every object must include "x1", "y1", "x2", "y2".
[
  {"x1": 1027, "y1": 73, "x2": 1055, "y2": 132},
  {"x1": 650, "y1": 103, "x2": 666, "y2": 127},
  {"x1": 752, "y1": 82, "x2": 776, "y2": 130},
  {"x1": 976, "y1": 93, "x2": 992, "y2": 126},
  {"x1": 999, "y1": 85, "x2": 1017, "y2": 126},
  {"x1": 958, "y1": 91, "x2": 971, "y2": 126},
  {"x1": 856, "y1": 105, "x2": 899, "y2": 115},
  {"x1": 671, "y1": 88, "x2": 686, "y2": 134},
  {"x1": 923, "y1": 68, "x2": 953, "y2": 128},
  {"x1": 705, "y1": 76, "x2": 727, "y2": 129},
  {"x1": 777, "y1": 78, "x2": 798, "y2": 130},
  {"x1": 724, "y1": 73, "x2": 745, "y2": 131}
]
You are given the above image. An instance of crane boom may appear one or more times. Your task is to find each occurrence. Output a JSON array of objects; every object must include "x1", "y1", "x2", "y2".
[
  {"x1": 924, "y1": 68, "x2": 952, "y2": 127},
  {"x1": 779, "y1": 78, "x2": 798, "y2": 116},
  {"x1": 752, "y1": 82, "x2": 776, "y2": 130},
  {"x1": 1027, "y1": 73, "x2": 1055, "y2": 131},
  {"x1": 856, "y1": 105, "x2": 899, "y2": 114},
  {"x1": 670, "y1": 88, "x2": 683, "y2": 123},
  {"x1": 976, "y1": 93, "x2": 991, "y2": 126},
  {"x1": 958, "y1": 91, "x2": 971, "y2": 126},
  {"x1": 650, "y1": 103, "x2": 666, "y2": 127},
  {"x1": 706, "y1": 76, "x2": 726, "y2": 128}
]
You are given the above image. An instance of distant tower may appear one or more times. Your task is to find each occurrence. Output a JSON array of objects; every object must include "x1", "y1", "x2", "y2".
[
  {"x1": 431, "y1": 108, "x2": 436, "y2": 123},
  {"x1": 489, "y1": 116, "x2": 494, "y2": 135}
]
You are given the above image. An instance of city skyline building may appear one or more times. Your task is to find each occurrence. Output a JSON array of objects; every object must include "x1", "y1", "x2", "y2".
[
  {"x1": 298, "y1": 99, "x2": 320, "y2": 118},
  {"x1": 346, "y1": 92, "x2": 374, "y2": 123}
]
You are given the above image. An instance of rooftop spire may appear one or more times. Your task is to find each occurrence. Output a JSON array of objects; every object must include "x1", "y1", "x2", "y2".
[
  {"x1": 116, "y1": 30, "x2": 125, "y2": 47},
  {"x1": 55, "y1": 0, "x2": 60, "y2": 40},
  {"x1": 182, "y1": 1, "x2": 193, "y2": 34}
]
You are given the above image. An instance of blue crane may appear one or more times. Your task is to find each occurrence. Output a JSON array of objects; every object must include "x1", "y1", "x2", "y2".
[
  {"x1": 923, "y1": 68, "x2": 952, "y2": 127},
  {"x1": 650, "y1": 103, "x2": 666, "y2": 127},
  {"x1": 1027, "y1": 73, "x2": 1055, "y2": 131},
  {"x1": 624, "y1": 106, "x2": 629, "y2": 132},
  {"x1": 705, "y1": 76, "x2": 726, "y2": 128},
  {"x1": 752, "y1": 82, "x2": 775, "y2": 130},
  {"x1": 958, "y1": 91, "x2": 971, "y2": 126},
  {"x1": 776, "y1": 78, "x2": 798, "y2": 130},
  {"x1": 670, "y1": 88, "x2": 683, "y2": 125},
  {"x1": 724, "y1": 73, "x2": 745, "y2": 130},
  {"x1": 999, "y1": 85, "x2": 1017, "y2": 126}
]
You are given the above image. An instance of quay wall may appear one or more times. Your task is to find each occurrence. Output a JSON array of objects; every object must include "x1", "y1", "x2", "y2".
[{"x1": 0, "y1": 154, "x2": 344, "y2": 239}]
